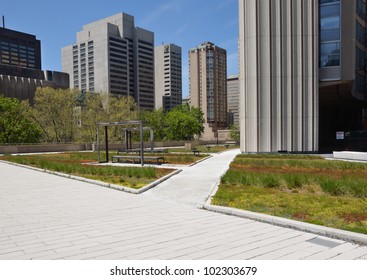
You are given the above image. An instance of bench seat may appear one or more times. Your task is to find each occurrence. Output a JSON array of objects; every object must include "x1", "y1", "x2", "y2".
[{"x1": 112, "y1": 155, "x2": 165, "y2": 164}]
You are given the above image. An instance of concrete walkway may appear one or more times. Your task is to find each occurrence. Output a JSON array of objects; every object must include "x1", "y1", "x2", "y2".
[
  {"x1": 143, "y1": 149, "x2": 240, "y2": 207},
  {"x1": 1, "y1": 152, "x2": 367, "y2": 260}
]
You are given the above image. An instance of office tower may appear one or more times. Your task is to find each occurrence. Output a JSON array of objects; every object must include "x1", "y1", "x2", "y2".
[
  {"x1": 189, "y1": 42, "x2": 227, "y2": 141},
  {"x1": 182, "y1": 97, "x2": 190, "y2": 105},
  {"x1": 238, "y1": 0, "x2": 319, "y2": 153},
  {"x1": 62, "y1": 13, "x2": 155, "y2": 111},
  {"x1": 0, "y1": 27, "x2": 69, "y2": 101},
  {"x1": 227, "y1": 75, "x2": 239, "y2": 127},
  {"x1": 319, "y1": 0, "x2": 367, "y2": 151},
  {"x1": 154, "y1": 43, "x2": 182, "y2": 111},
  {"x1": 0, "y1": 28, "x2": 41, "y2": 70}
]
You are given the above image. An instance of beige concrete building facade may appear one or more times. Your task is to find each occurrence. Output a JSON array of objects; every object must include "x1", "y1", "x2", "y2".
[
  {"x1": 227, "y1": 75, "x2": 240, "y2": 127},
  {"x1": 154, "y1": 44, "x2": 182, "y2": 110},
  {"x1": 239, "y1": 0, "x2": 319, "y2": 153},
  {"x1": 189, "y1": 42, "x2": 227, "y2": 141},
  {"x1": 62, "y1": 13, "x2": 155, "y2": 111}
]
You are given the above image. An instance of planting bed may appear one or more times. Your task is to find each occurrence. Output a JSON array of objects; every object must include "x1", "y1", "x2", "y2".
[
  {"x1": 213, "y1": 154, "x2": 367, "y2": 234},
  {"x1": 0, "y1": 152, "x2": 173, "y2": 189}
]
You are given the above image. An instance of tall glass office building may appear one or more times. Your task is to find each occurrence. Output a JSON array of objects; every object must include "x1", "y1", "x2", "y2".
[
  {"x1": 0, "y1": 27, "x2": 69, "y2": 102},
  {"x1": 320, "y1": 0, "x2": 341, "y2": 69},
  {"x1": 319, "y1": 0, "x2": 367, "y2": 151},
  {"x1": 0, "y1": 28, "x2": 41, "y2": 70}
]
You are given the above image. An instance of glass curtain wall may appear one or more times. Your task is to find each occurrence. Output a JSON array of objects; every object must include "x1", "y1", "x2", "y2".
[
  {"x1": 355, "y1": 0, "x2": 367, "y2": 95},
  {"x1": 320, "y1": 0, "x2": 341, "y2": 67}
]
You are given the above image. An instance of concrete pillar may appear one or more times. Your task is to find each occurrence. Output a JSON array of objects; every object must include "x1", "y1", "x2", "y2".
[{"x1": 239, "y1": 0, "x2": 319, "y2": 153}]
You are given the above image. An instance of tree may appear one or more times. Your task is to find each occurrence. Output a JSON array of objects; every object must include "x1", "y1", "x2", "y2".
[
  {"x1": 29, "y1": 89, "x2": 139, "y2": 144},
  {"x1": 30, "y1": 87, "x2": 79, "y2": 143},
  {"x1": 0, "y1": 97, "x2": 41, "y2": 144},
  {"x1": 104, "y1": 95, "x2": 139, "y2": 143},
  {"x1": 229, "y1": 125, "x2": 240, "y2": 144},
  {"x1": 164, "y1": 104, "x2": 204, "y2": 140},
  {"x1": 107, "y1": 95, "x2": 138, "y2": 122},
  {"x1": 139, "y1": 108, "x2": 166, "y2": 141},
  {"x1": 76, "y1": 92, "x2": 108, "y2": 144}
]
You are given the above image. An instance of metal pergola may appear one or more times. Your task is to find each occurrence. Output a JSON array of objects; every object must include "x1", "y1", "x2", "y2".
[{"x1": 97, "y1": 121, "x2": 153, "y2": 166}]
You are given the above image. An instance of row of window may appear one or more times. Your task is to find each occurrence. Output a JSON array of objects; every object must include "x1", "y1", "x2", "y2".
[
  {"x1": 357, "y1": 0, "x2": 366, "y2": 19},
  {"x1": 320, "y1": 0, "x2": 341, "y2": 68}
]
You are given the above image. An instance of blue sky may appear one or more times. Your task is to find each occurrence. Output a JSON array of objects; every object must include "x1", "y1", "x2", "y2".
[{"x1": 2, "y1": 0, "x2": 238, "y2": 97}]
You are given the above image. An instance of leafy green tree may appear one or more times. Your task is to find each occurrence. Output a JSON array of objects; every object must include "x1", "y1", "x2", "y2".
[
  {"x1": 106, "y1": 95, "x2": 139, "y2": 142},
  {"x1": 139, "y1": 108, "x2": 166, "y2": 141},
  {"x1": 229, "y1": 125, "x2": 240, "y2": 143},
  {"x1": 0, "y1": 97, "x2": 41, "y2": 144},
  {"x1": 76, "y1": 92, "x2": 108, "y2": 143},
  {"x1": 164, "y1": 104, "x2": 204, "y2": 140},
  {"x1": 30, "y1": 87, "x2": 79, "y2": 143},
  {"x1": 107, "y1": 95, "x2": 138, "y2": 122}
]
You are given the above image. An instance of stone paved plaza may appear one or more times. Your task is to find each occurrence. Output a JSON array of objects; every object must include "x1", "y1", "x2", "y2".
[{"x1": 1, "y1": 150, "x2": 367, "y2": 260}]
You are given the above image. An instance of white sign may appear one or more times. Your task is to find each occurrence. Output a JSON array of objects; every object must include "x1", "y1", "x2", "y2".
[{"x1": 336, "y1": 131, "x2": 344, "y2": 140}]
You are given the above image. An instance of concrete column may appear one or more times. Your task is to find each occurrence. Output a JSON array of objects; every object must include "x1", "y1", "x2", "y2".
[
  {"x1": 282, "y1": 0, "x2": 293, "y2": 152},
  {"x1": 258, "y1": 0, "x2": 271, "y2": 152},
  {"x1": 271, "y1": 0, "x2": 282, "y2": 152},
  {"x1": 242, "y1": 0, "x2": 259, "y2": 152},
  {"x1": 239, "y1": 0, "x2": 319, "y2": 153}
]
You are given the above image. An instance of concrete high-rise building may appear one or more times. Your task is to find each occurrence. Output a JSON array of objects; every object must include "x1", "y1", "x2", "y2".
[
  {"x1": 238, "y1": 0, "x2": 367, "y2": 152},
  {"x1": 62, "y1": 13, "x2": 155, "y2": 111},
  {"x1": 189, "y1": 42, "x2": 227, "y2": 141},
  {"x1": 238, "y1": 0, "x2": 319, "y2": 153},
  {"x1": 227, "y1": 75, "x2": 239, "y2": 127},
  {"x1": 182, "y1": 97, "x2": 190, "y2": 105},
  {"x1": 0, "y1": 27, "x2": 69, "y2": 102},
  {"x1": 0, "y1": 28, "x2": 41, "y2": 70},
  {"x1": 154, "y1": 44, "x2": 182, "y2": 110}
]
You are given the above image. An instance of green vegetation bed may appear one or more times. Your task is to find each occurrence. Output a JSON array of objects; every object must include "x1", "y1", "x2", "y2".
[
  {"x1": 212, "y1": 154, "x2": 367, "y2": 234},
  {"x1": 0, "y1": 152, "x2": 174, "y2": 189}
]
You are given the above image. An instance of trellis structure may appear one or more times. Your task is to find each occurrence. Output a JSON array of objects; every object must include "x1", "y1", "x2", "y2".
[{"x1": 97, "y1": 121, "x2": 154, "y2": 166}]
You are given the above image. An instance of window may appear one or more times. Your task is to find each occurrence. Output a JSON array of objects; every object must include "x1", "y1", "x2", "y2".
[
  {"x1": 356, "y1": 47, "x2": 365, "y2": 69},
  {"x1": 357, "y1": 0, "x2": 366, "y2": 18},
  {"x1": 356, "y1": 22, "x2": 365, "y2": 45},
  {"x1": 319, "y1": 1, "x2": 341, "y2": 67},
  {"x1": 320, "y1": 42, "x2": 340, "y2": 67}
]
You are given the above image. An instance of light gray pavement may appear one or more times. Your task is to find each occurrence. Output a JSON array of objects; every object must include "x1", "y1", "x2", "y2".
[
  {"x1": 1, "y1": 152, "x2": 367, "y2": 260},
  {"x1": 142, "y1": 149, "x2": 241, "y2": 207}
]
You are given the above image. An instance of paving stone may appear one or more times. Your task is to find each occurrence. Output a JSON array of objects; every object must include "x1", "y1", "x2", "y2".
[
  {"x1": 63, "y1": 249, "x2": 116, "y2": 260},
  {"x1": 0, "y1": 250, "x2": 26, "y2": 259},
  {"x1": 1, "y1": 151, "x2": 367, "y2": 260},
  {"x1": 303, "y1": 243, "x2": 360, "y2": 260},
  {"x1": 328, "y1": 247, "x2": 367, "y2": 260}
]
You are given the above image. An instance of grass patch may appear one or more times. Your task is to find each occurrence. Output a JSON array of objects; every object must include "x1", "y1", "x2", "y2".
[
  {"x1": 213, "y1": 154, "x2": 367, "y2": 234},
  {"x1": 0, "y1": 152, "x2": 173, "y2": 189}
]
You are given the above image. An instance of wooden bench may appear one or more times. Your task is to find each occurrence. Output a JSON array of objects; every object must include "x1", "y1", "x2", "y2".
[
  {"x1": 154, "y1": 148, "x2": 168, "y2": 153},
  {"x1": 117, "y1": 148, "x2": 140, "y2": 155},
  {"x1": 112, "y1": 155, "x2": 165, "y2": 164},
  {"x1": 191, "y1": 148, "x2": 201, "y2": 156},
  {"x1": 117, "y1": 148, "x2": 167, "y2": 154}
]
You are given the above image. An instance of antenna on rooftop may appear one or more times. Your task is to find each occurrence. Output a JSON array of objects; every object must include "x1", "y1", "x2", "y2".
[{"x1": 2, "y1": 16, "x2": 5, "y2": 29}]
